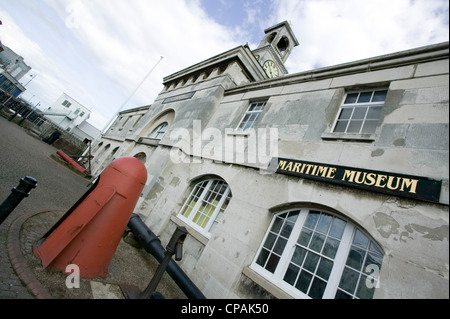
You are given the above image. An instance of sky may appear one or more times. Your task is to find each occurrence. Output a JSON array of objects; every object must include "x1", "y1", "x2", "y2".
[{"x1": 1, "y1": 0, "x2": 448, "y2": 131}]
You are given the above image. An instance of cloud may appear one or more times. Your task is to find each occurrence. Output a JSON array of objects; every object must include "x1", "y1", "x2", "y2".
[
  {"x1": 41, "y1": 0, "x2": 242, "y2": 127},
  {"x1": 273, "y1": 0, "x2": 449, "y2": 72},
  {"x1": 1, "y1": 0, "x2": 448, "y2": 130}
]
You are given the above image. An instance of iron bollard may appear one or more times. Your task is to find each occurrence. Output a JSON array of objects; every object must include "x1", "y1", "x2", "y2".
[{"x1": 0, "y1": 176, "x2": 37, "y2": 225}]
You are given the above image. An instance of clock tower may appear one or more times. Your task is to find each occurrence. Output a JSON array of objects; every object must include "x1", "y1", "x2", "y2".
[{"x1": 252, "y1": 21, "x2": 299, "y2": 78}]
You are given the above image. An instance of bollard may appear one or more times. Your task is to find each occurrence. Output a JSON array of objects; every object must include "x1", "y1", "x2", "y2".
[{"x1": 0, "y1": 176, "x2": 37, "y2": 225}]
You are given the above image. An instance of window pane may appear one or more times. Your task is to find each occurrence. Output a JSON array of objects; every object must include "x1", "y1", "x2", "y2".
[
  {"x1": 369, "y1": 241, "x2": 384, "y2": 255},
  {"x1": 347, "y1": 120, "x2": 363, "y2": 133},
  {"x1": 248, "y1": 112, "x2": 258, "y2": 122},
  {"x1": 295, "y1": 270, "x2": 312, "y2": 294},
  {"x1": 243, "y1": 114, "x2": 258, "y2": 130},
  {"x1": 150, "y1": 123, "x2": 168, "y2": 139},
  {"x1": 239, "y1": 114, "x2": 251, "y2": 127},
  {"x1": 353, "y1": 230, "x2": 370, "y2": 248},
  {"x1": 346, "y1": 246, "x2": 366, "y2": 271},
  {"x1": 338, "y1": 108, "x2": 353, "y2": 120},
  {"x1": 322, "y1": 237, "x2": 340, "y2": 259},
  {"x1": 291, "y1": 246, "x2": 307, "y2": 266},
  {"x1": 309, "y1": 233, "x2": 325, "y2": 253},
  {"x1": 263, "y1": 233, "x2": 277, "y2": 250},
  {"x1": 281, "y1": 220, "x2": 295, "y2": 238},
  {"x1": 303, "y1": 252, "x2": 320, "y2": 273},
  {"x1": 248, "y1": 104, "x2": 258, "y2": 112},
  {"x1": 334, "y1": 120, "x2": 348, "y2": 133},
  {"x1": 284, "y1": 263, "x2": 300, "y2": 285},
  {"x1": 297, "y1": 228, "x2": 312, "y2": 247},
  {"x1": 361, "y1": 120, "x2": 378, "y2": 134},
  {"x1": 367, "y1": 106, "x2": 382, "y2": 119},
  {"x1": 272, "y1": 216, "x2": 284, "y2": 233},
  {"x1": 329, "y1": 218, "x2": 346, "y2": 239},
  {"x1": 372, "y1": 90, "x2": 387, "y2": 102},
  {"x1": 181, "y1": 204, "x2": 195, "y2": 218},
  {"x1": 309, "y1": 277, "x2": 327, "y2": 299},
  {"x1": 335, "y1": 289, "x2": 353, "y2": 299},
  {"x1": 364, "y1": 251, "x2": 383, "y2": 270},
  {"x1": 334, "y1": 120, "x2": 348, "y2": 132},
  {"x1": 344, "y1": 93, "x2": 358, "y2": 104},
  {"x1": 352, "y1": 107, "x2": 368, "y2": 119},
  {"x1": 356, "y1": 274, "x2": 376, "y2": 299},
  {"x1": 266, "y1": 254, "x2": 280, "y2": 273},
  {"x1": 249, "y1": 102, "x2": 265, "y2": 112},
  {"x1": 256, "y1": 248, "x2": 270, "y2": 267},
  {"x1": 304, "y1": 211, "x2": 320, "y2": 229},
  {"x1": 316, "y1": 214, "x2": 332, "y2": 234},
  {"x1": 357, "y1": 92, "x2": 372, "y2": 103},
  {"x1": 287, "y1": 211, "x2": 300, "y2": 223},
  {"x1": 316, "y1": 258, "x2": 333, "y2": 281},
  {"x1": 339, "y1": 267, "x2": 359, "y2": 294},
  {"x1": 273, "y1": 237, "x2": 287, "y2": 255}
]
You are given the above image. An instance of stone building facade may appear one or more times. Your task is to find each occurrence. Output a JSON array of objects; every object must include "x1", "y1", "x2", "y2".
[{"x1": 90, "y1": 22, "x2": 449, "y2": 299}]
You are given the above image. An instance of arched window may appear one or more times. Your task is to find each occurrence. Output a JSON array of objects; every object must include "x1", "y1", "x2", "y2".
[
  {"x1": 178, "y1": 179, "x2": 232, "y2": 237},
  {"x1": 251, "y1": 208, "x2": 384, "y2": 299},
  {"x1": 276, "y1": 36, "x2": 289, "y2": 57},
  {"x1": 149, "y1": 122, "x2": 168, "y2": 140},
  {"x1": 265, "y1": 32, "x2": 276, "y2": 45}
]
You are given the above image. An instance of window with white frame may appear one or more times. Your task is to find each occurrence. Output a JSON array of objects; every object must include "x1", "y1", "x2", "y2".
[
  {"x1": 149, "y1": 122, "x2": 168, "y2": 140},
  {"x1": 332, "y1": 90, "x2": 387, "y2": 135},
  {"x1": 251, "y1": 208, "x2": 384, "y2": 299},
  {"x1": 237, "y1": 101, "x2": 267, "y2": 131},
  {"x1": 62, "y1": 100, "x2": 72, "y2": 108},
  {"x1": 178, "y1": 179, "x2": 232, "y2": 237}
]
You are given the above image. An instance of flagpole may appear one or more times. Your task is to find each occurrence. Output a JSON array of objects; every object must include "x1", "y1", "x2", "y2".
[{"x1": 101, "y1": 55, "x2": 164, "y2": 134}]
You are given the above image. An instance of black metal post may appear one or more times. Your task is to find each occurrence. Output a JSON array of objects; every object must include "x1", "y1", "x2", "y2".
[{"x1": 0, "y1": 176, "x2": 37, "y2": 225}]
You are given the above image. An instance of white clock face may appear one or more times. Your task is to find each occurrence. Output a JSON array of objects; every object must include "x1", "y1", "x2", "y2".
[{"x1": 263, "y1": 60, "x2": 279, "y2": 78}]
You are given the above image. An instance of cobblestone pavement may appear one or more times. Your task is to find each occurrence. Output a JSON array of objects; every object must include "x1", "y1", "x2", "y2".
[{"x1": 0, "y1": 116, "x2": 89, "y2": 299}]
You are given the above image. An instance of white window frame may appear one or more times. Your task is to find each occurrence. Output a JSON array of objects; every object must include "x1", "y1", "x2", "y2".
[
  {"x1": 331, "y1": 89, "x2": 387, "y2": 135},
  {"x1": 236, "y1": 101, "x2": 267, "y2": 131},
  {"x1": 250, "y1": 208, "x2": 384, "y2": 299},
  {"x1": 149, "y1": 122, "x2": 169, "y2": 140},
  {"x1": 62, "y1": 100, "x2": 72, "y2": 108},
  {"x1": 177, "y1": 179, "x2": 232, "y2": 238}
]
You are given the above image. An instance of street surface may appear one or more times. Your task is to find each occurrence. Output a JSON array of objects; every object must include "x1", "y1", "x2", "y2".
[{"x1": 0, "y1": 116, "x2": 88, "y2": 298}]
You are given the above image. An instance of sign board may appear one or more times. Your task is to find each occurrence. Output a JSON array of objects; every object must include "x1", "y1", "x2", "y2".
[
  {"x1": 270, "y1": 157, "x2": 442, "y2": 203},
  {"x1": 162, "y1": 91, "x2": 195, "y2": 104}
]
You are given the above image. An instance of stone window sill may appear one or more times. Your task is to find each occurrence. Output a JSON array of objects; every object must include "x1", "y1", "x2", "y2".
[{"x1": 321, "y1": 132, "x2": 375, "y2": 142}]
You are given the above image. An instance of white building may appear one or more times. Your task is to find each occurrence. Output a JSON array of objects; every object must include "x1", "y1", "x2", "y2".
[
  {"x1": 90, "y1": 22, "x2": 449, "y2": 299},
  {"x1": 0, "y1": 44, "x2": 31, "y2": 81},
  {"x1": 44, "y1": 93, "x2": 100, "y2": 140}
]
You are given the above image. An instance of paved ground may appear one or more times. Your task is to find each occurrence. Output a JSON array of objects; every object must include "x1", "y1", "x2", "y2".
[
  {"x1": 0, "y1": 115, "x2": 90, "y2": 298},
  {"x1": 0, "y1": 116, "x2": 186, "y2": 300}
]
